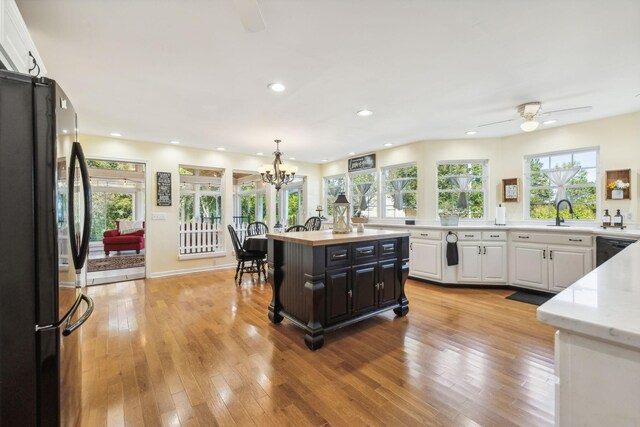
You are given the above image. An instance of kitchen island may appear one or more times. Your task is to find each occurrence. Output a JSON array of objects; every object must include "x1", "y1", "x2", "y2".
[
  {"x1": 267, "y1": 229, "x2": 410, "y2": 350},
  {"x1": 538, "y1": 240, "x2": 640, "y2": 426}
]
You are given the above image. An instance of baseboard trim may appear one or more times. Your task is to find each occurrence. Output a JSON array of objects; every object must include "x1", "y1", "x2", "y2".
[
  {"x1": 408, "y1": 275, "x2": 555, "y2": 295},
  {"x1": 148, "y1": 262, "x2": 236, "y2": 279}
]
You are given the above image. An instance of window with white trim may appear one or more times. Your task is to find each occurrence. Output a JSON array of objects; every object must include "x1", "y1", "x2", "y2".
[
  {"x1": 381, "y1": 163, "x2": 417, "y2": 218},
  {"x1": 282, "y1": 176, "x2": 305, "y2": 227},
  {"x1": 179, "y1": 166, "x2": 224, "y2": 255},
  {"x1": 525, "y1": 148, "x2": 598, "y2": 220},
  {"x1": 349, "y1": 170, "x2": 377, "y2": 218},
  {"x1": 323, "y1": 174, "x2": 346, "y2": 217},
  {"x1": 437, "y1": 160, "x2": 487, "y2": 219}
]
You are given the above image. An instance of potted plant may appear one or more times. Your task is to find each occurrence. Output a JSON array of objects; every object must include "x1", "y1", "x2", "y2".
[
  {"x1": 608, "y1": 179, "x2": 630, "y2": 199},
  {"x1": 438, "y1": 201, "x2": 464, "y2": 226}
]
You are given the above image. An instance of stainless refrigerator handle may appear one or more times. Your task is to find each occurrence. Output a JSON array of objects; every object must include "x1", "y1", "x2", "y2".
[
  {"x1": 35, "y1": 292, "x2": 85, "y2": 332},
  {"x1": 62, "y1": 294, "x2": 94, "y2": 336},
  {"x1": 68, "y1": 141, "x2": 92, "y2": 274}
]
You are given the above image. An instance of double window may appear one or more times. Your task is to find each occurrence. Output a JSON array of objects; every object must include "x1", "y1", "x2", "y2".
[
  {"x1": 282, "y1": 177, "x2": 305, "y2": 227},
  {"x1": 234, "y1": 179, "x2": 267, "y2": 226},
  {"x1": 179, "y1": 166, "x2": 224, "y2": 255},
  {"x1": 436, "y1": 160, "x2": 487, "y2": 219},
  {"x1": 524, "y1": 148, "x2": 598, "y2": 220}
]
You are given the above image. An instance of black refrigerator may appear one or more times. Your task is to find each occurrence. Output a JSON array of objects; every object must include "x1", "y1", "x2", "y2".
[{"x1": 0, "y1": 70, "x2": 94, "y2": 426}]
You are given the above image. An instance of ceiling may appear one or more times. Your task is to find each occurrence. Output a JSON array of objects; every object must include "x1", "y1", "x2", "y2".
[{"x1": 16, "y1": 0, "x2": 640, "y2": 163}]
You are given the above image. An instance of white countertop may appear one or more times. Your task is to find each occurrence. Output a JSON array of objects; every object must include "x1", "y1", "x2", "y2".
[
  {"x1": 267, "y1": 229, "x2": 409, "y2": 246},
  {"x1": 367, "y1": 222, "x2": 640, "y2": 238},
  {"x1": 537, "y1": 241, "x2": 640, "y2": 349}
]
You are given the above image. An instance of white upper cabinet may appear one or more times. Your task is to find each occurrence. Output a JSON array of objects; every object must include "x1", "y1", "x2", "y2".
[{"x1": 0, "y1": 0, "x2": 46, "y2": 75}]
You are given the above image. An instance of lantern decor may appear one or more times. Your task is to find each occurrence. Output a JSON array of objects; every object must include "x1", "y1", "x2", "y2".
[{"x1": 332, "y1": 193, "x2": 351, "y2": 234}]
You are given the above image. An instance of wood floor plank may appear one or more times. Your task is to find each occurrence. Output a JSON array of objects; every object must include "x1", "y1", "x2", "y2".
[{"x1": 75, "y1": 271, "x2": 555, "y2": 426}]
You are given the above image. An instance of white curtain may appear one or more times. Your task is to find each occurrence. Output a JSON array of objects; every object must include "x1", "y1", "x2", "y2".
[
  {"x1": 390, "y1": 179, "x2": 410, "y2": 210},
  {"x1": 450, "y1": 175, "x2": 473, "y2": 209},
  {"x1": 543, "y1": 168, "x2": 580, "y2": 203},
  {"x1": 355, "y1": 183, "x2": 373, "y2": 211}
]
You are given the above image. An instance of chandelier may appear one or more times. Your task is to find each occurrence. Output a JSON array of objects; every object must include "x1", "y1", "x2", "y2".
[{"x1": 257, "y1": 139, "x2": 298, "y2": 190}]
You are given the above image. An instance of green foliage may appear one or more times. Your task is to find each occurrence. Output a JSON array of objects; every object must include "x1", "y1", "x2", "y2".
[
  {"x1": 90, "y1": 192, "x2": 133, "y2": 241},
  {"x1": 384, "y1": 165, "x2": 417, "y2": 217},
  {"x1": 87, "y1": 160, "x2": 136, "y2": 171},
  {"x1": 287, "y1": 191, "x2": 300, "y2": 225},
  {"x1": 437, "y1": 162, "x2": 485, "y2": 218}
]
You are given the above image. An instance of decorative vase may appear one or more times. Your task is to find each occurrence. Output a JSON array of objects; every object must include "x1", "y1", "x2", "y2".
[
  {"x1": 351, "y1": 217, "x2": 368, "y2": 233},
  {"x1": 612, "y1": 189, "x2": 624, "y2": 200},
  {"x1": 439, "y1": 214, "x2": 460, "y2": 226}
]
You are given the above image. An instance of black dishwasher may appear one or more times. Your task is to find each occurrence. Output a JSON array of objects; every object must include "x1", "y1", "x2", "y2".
[{"x1": 596, "y1": 236, "x2": 637, "y2": 266}]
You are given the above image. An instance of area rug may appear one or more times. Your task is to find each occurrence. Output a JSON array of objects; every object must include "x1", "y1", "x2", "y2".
[
  {"x1": 506, "y1": 291, "x2": 553, "y2": 306},
  {"x1": 88, "y1": 254, "x2": 145, "y2": 272}
]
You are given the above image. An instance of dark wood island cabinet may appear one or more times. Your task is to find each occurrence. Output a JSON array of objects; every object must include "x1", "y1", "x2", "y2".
[{"x1": 267, "y1": 229, "x2": 410, "y2": 350}]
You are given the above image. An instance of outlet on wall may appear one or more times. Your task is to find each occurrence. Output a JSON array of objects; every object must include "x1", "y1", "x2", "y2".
[
  {"x1": 152, "y1": 212, "x2": 167, "y2": 220},
  {"x1": 627, "y1": 212, "x2": 633, "y2": 220}
]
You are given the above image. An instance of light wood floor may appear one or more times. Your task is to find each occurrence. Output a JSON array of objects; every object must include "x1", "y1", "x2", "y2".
[{"x1": 78, "y1": 270, "x2": 556, "y2": 427}]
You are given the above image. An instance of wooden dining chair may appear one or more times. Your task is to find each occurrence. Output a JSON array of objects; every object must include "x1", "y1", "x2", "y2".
[
  {"x1": 304, "y1": 216, "x2": 322, "y2": 231},
  {"x1": 286, "y1": 225, "x2": 308, "y2": 232},
  {"x1": 227, "y1": 225, "x2": 265, "y2": 284},
  {"x1": 247, "y1": 221, "x2": 268, "y2": 237}
]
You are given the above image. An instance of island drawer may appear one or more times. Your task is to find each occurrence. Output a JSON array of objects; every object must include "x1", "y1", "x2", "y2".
[
  {"x1": 482, "y1": 231, "x2": 507, "y2": 241},
  {"x1": 379, "y1": 239, "x2": 398, "y2": 258},
  {"x1": 458, "y1": 231, "x2": 482, "y2": 241},
  {"x1": 352, "y1": 242, "x2": 378, "y2": 263},
  {"x1": 410, "y1": 230, "x2": 442, "y2": 240},
  {"x1": 326, "y1": 244, "x2": 350, "y2": 268}
]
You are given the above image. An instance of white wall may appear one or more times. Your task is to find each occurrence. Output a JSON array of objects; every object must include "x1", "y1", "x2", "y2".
[
  {"x1": 321, "y1": 112, "x2": 640, "y2": 223},
  {"x1": 79, "y1": 135, "x2": 322, "y2": 277}
]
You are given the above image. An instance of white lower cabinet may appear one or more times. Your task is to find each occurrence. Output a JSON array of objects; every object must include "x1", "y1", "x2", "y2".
[
  {"x1": 548, "y1": 245, "x2": 592, "y2": 292},
  {"x1": 511, "y1": 242, "x2": 592, "y2": 291},
  {"x1": 409, "y1": 239, "x2": 442, "y2": 281},
  {"x1": 458, "y1": 241, "x2": 507, "y2": 283}
]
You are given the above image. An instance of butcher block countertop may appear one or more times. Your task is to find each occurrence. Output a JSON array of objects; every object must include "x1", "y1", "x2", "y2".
[{"x1": 266, "y1": 229, "x2": 409, "y2": 246}]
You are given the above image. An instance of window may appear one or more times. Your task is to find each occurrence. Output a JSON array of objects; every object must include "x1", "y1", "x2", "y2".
[
  {"x1": 525, "y1": 148, "x2": 598, "y2": 220},
  {"x1": 323, "y1": 175, "x2": 346, "y2": 217},
  {"x1": 282, "y1": 177, "x2": 305, "y2": 226},
  {"x1": 437, "y1": 160, "x2": 487, "y2": 219},
  {"x1": 382, "y1": 164, "x2": 417, "y2": 218},
  {"x1": 233, "y1": 174, "x2": 267, "y2": 228},
  {"x1": 349, "y1": 171, "x2": 377, "y2": 218},
  {"x1": 179, "y1": 166, "x2": 224, "y2": 255}
]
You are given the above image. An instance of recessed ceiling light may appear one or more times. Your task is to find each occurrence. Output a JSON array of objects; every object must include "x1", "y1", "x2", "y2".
[
  {"x1": 169, "y1": 140, "x2": 180, "y2": 144},
  {"x1": 256, "y1": 152, "x2": 264, "y2": 156},
  {"x1": 217, "y1": 147, "x2": 225, "y2": 151},
  {"x1": 543, "y1": 119, "x2": 557, "y2": 125},
  {"x1": 321, "y1": 159, "x2": 328, "y2": 162},
  {"x1": 110, "y1": 132, "x2": 122, "y2": 137},
  {"x1": 465, "y1": 131, "x2": 477, "y2": 136},
  {"x1": 62, "y1": 129, "x2": 68, "y2": 133},
  {"x1": 356, "y1": 110, "x2": 373, "y2": 117},
  {"x1": 268, "y1": 83, "x2": 286, "y2": 92},
  {"x1": 289, "y1": 157, "x2": 296, "y2": 160},
  {"x1": 384, "y1": 143, "x2": 393, "y2": 147},
  {"x1": 348, "y1": 152, "x2": 356, "y2": 156}
]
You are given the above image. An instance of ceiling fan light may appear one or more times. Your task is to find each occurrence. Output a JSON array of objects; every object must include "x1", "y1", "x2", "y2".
[{"x1": 520, "y1": 119, "x2": 539, "y2": 132}]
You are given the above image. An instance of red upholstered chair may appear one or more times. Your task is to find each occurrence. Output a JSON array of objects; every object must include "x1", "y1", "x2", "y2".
[{"x1": 102, "y1": 220, "x2": 145, "y2": 256}]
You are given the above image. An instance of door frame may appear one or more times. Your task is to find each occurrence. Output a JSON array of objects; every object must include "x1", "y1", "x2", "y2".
[{"x1": 86, "y1": 154, "x2": 151, "y2": 280}]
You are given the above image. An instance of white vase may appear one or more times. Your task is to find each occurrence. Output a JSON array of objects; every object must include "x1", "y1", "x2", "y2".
[{"x1": 612, "y1": 189, "x2": 624, "y2": 199}]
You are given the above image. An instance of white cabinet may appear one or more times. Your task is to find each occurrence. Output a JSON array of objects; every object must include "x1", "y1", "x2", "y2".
[
  {"x1": 511, "y1": 240, "x2": 592, "y2": 292},
  {"x1": 548, "y1": 245, "x2": 592, "y2": 292},
  {"x1": 482, "y1": 242, "x2": 508, "y2": 282},
  {"x1": 0, "y1": 0, "x2": 46, "y2": 74},
  {"x1": 511, "y1": 243, "x2": 549, "y2": 290},
  {"x1": 457, "y1": 241, "x2": 507, "y2": 284},
  {"x1": 409, "y1": 239, "x2": 442, "y2": 281}
]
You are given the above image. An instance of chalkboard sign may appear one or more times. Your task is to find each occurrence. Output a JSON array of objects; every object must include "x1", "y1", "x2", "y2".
[
  {"x1": 156, "y1": 172, "x2": 172, "y2": 206},
  {"x1": 348, "y1": 154, "x2": 376, "y2": 172}
]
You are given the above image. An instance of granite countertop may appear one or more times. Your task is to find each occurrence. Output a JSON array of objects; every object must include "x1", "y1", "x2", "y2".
[
  {"x1": 366, "y1": 222, "x2": 640, "y2": 238},
  {"x1": 267, "y1": 229, "x2": 409, "y2": 246},
  {"x1": 537, "y1": 241, "x2": 640, "y2": 349}
]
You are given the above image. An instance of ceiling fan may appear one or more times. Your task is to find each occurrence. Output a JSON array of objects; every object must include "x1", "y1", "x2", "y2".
[
  {"x1": 233, "y1": 0, "x2": 266, "y2": 33},
  {"x1": 477, "y1": 102, "x2": 593, "y2": 132}
]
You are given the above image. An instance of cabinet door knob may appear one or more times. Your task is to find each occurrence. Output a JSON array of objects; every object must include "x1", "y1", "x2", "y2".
[
  {"x1": 375, "y1": 283, "x2": 380, "y2": 290},
  {"x1": 478, "y1": 246, "x2": 482, "y2": 255},
  {"x1": 549, "y1": 250, "x2": 553, "y2": 260},
  {"x1": 483, "y1": 246, "x2": 487, "y2": 255},
  {"x1": 543, "y1": 249, "x2": 546, "y2": 259},
  {"x1": 381, "y1": 282, "x2": 385, "y2": 290},
  {"x1": 347, "y1": 290, "x2": 352, "y2": 298}
]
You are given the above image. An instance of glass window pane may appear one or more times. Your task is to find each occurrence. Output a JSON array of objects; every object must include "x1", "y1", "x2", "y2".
[
  {"x1": 528, "y1": 173, "x2": 550, "y2": 187},
  {"x1": 528, "y1": 157, "x2": 548, "y2": 172},
  {"x1": 550, "y1": 153, "x2": 572, "y2": 169},
  {"x1": 569, "y1": 168, "x2": 596, "y2": 185},
  {"x1": 572, "y1": 151, "x2": 597, "y2": 168}
]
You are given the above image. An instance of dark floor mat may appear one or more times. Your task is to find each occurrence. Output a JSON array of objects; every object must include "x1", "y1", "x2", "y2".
[{"x1": 506, "y1": 291, "x2": 553, "y2": 306}]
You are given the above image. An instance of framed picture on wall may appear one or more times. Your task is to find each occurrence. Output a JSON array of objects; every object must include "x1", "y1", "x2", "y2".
[
  {"x1": 156, "y1": 171, "x2": 172, "y2": 206},
  {"x1": 501, "y1": 178, "x2": 519, "y2": 203}
]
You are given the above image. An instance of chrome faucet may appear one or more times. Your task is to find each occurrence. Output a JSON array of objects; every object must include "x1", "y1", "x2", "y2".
[{"x1": 555, "y1": 199, "x2": 574, "y2": 226}]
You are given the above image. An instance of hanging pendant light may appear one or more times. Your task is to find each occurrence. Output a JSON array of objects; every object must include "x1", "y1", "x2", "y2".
[{"x1": 257, "y1": 139, "x2": 298, "y2": 228}]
